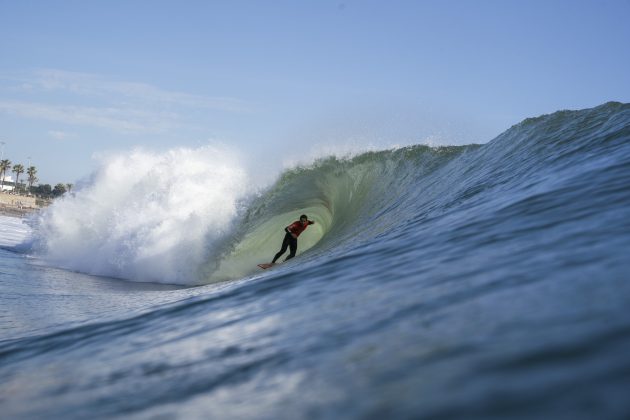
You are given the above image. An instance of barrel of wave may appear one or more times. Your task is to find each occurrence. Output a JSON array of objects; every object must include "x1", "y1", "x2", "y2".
[{"x1": 206, "y1": 205, "x2": 332, "y2": 282}]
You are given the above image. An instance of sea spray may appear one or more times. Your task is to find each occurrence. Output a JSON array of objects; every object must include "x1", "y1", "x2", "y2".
[{"x1": 33, "y1": 145, "x2": 250, "y2": 284}]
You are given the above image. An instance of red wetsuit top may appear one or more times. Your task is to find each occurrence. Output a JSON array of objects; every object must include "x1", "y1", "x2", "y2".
[{"x1": 286, "y1": 220, "x2": 314, "y2": 237}]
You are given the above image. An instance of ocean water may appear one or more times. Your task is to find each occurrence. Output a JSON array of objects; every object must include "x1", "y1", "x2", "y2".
[{"x1": 1, "y1": 102, "x2": 630, "y2": 419}]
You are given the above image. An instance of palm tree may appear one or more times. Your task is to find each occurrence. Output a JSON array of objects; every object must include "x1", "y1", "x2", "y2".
[
  {"x1": 27, "y1": 166, "x2": 38, "y2": 193},
  {"x1": 52, "y1": 183, "x2": 67, "y2": 198},
  {"x1": 0, "y1": 159, "x2": 10, "y2": 191},
  {"x1": 66, "y1": 183, "x2": 73, "y2": 193},
  {"x1": 12, "y1": 164, "x2": 24, "y2": 194}
]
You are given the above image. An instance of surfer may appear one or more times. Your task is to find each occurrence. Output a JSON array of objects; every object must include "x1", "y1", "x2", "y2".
[{"x1": 270, "y1": 214, "x2": 315, "y2": 264}]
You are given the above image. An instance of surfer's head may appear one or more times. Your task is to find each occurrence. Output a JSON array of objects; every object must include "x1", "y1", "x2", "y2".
[{"x1": 300, "y1": 214, "x2": 308, "y2": 224}]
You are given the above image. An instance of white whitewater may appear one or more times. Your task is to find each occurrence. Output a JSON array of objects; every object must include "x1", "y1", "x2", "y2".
[{"x1": 32, "y1": 146, "x2": 251, "y2": 284}]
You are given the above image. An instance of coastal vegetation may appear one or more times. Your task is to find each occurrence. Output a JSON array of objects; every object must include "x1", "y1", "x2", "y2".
[
  {"x1": 12, "y1": 164, "x2": 24, "y2": 191},
  {"x1": 0, "y1": 159, "x2": 10, "y2": 190},
  {"x1": 0, "y1": 158, "x2": 71, "y2": 200}
]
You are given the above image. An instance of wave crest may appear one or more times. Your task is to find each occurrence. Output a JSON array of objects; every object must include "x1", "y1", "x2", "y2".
[{"x1": 34, "y1": 146, "x2": 250, "y2": 284}]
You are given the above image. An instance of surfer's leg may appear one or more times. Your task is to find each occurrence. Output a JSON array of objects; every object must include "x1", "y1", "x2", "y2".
[
  {"x1": 285, "y1": 237, "x2": 298, "y2": 261},
  {"x1": 272, "y1": 233, "x2": 291, "y2": 263}
]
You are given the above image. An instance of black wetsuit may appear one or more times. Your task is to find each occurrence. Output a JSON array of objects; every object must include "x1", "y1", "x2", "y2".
[{"x1": 272, "y1": 231, "x2": 297, "y2": 263}]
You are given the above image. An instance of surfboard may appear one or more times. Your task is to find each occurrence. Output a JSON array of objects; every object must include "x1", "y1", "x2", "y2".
[{"x1": 257, "y1": 263, "x2": 275, "y2": 269}]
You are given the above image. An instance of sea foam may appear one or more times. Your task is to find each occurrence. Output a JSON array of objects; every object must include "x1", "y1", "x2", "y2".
[
  {"x1": 0, "y1": 215, "x2": 32, "y2": 248},
  {"x1": 34, "y1": 145, "x2": 250, "y2": 284}
]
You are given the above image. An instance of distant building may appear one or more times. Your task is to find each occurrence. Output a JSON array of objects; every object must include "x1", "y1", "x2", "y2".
[{"x1": 1, "y1": 175, "x2": 16, "y2": 192}]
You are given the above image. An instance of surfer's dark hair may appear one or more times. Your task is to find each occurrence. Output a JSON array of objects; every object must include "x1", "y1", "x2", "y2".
[{"x1": 300, "y1": 214, "x2": 308, "y2": 220}]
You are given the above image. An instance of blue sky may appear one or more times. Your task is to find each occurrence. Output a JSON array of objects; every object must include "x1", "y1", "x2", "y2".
[{"x1": 1, "y1": 0, "x2": 629, "y2": 184}]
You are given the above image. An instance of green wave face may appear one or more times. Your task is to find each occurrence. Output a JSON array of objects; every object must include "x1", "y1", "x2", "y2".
[
  {"x1": 210, "y1": 101, "x2": 630, "y2": 283},
  {"x1": 206, "y1": 145, "x2": 473, "y2": 282}
]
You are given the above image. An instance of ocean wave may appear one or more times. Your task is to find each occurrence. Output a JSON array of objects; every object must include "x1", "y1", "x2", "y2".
[{"x1": 24, "y1": 102, "x2": 630, "y2": 286}]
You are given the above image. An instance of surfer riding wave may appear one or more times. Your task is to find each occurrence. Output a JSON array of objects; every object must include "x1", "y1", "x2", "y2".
[{"x1": 259, "y1": 215, "x2": 314, "y2": 268}]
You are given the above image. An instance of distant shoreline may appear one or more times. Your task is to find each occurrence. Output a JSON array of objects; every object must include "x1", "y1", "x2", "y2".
[
  {"x1": 0, "y1": 191, "x2": 47, "y2": 218},
  {"x1": 0, "y1": 206, "x2": 39, "y2": 218}
]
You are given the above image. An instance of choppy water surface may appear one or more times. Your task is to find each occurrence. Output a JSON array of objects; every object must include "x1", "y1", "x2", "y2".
[{"x1": 1, "y1": 102, "x2": 630, "y2": 419}]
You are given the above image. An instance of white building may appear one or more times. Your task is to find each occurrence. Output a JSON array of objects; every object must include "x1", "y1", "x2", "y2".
[{"x1": 1, "y1": 174, "x2": 15, "y2": 192}]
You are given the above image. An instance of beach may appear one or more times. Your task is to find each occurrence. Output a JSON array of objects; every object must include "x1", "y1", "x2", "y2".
[{"x1": 0, "y1": 192, "x2": 44, "y2": 218}]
